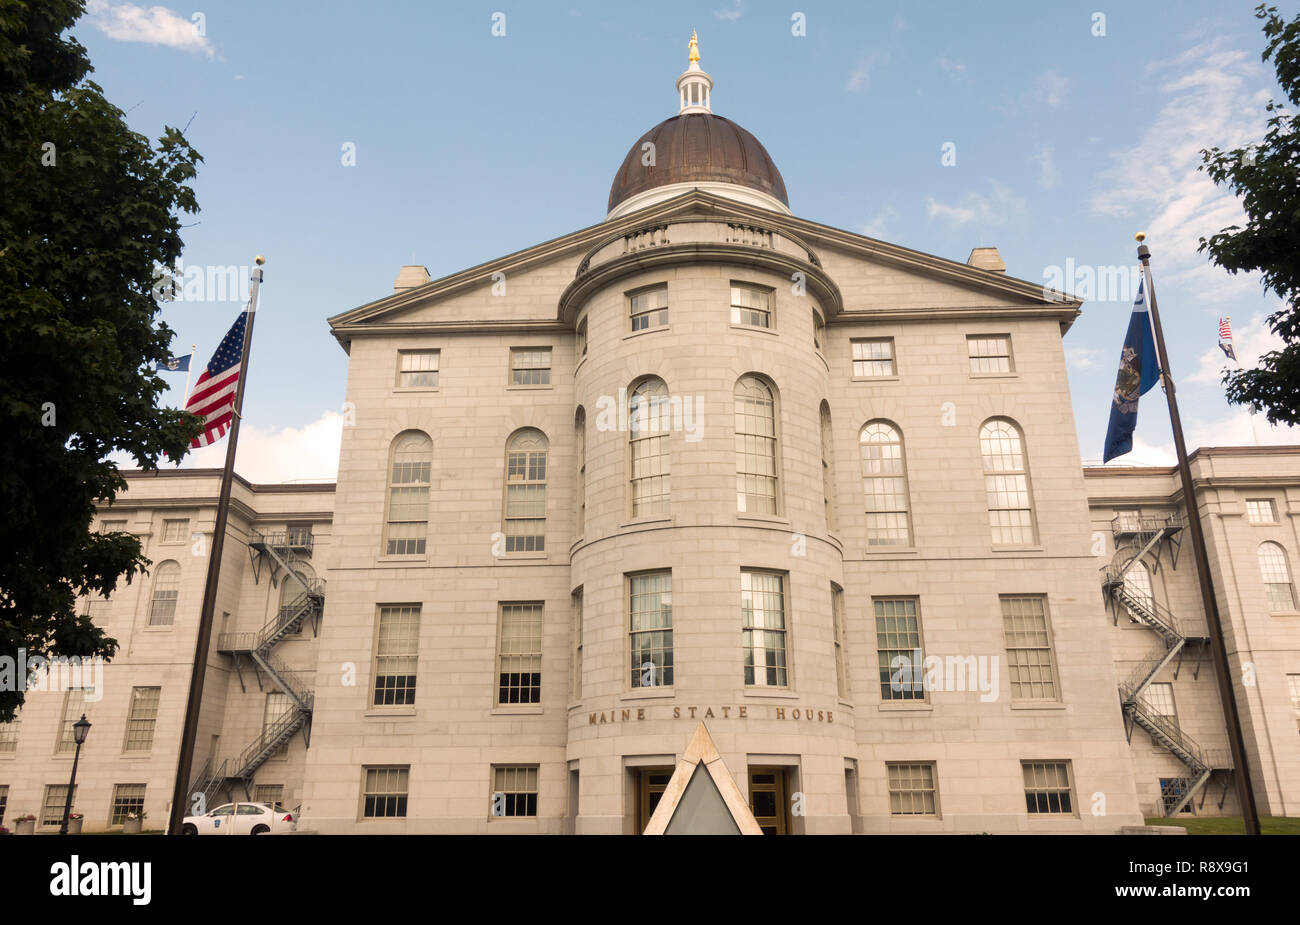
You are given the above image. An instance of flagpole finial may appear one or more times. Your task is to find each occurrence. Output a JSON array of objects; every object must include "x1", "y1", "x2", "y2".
[
  {"x1": 1134, "y1": 231, "x2": 1146, "y2": 242},
  {"x1": 254, "y1": 255, "x2": 265, "y2": 266}
]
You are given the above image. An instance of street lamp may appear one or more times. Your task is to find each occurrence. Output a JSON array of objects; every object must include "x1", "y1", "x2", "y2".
[{"x1": 59, "y1": 714, "x2": 91, "y2": 835}]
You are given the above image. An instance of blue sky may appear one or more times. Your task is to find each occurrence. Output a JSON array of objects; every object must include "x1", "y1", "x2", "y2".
[{"x1": 77, "y1": 0, "x2": 1298, "y2": 481}]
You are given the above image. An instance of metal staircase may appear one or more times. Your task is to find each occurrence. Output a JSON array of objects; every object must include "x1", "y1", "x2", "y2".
[
  {"x1": 1102, "y1": 511, "x2": 1231, "y2": 816},
  {"x1": 202, "y1": 530, "x2": 323, "y2": 804}
]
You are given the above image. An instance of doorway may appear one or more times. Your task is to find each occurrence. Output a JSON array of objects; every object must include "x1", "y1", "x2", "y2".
[{"x1": 748, "y1": 767, "x2": 788, "y2": 835}]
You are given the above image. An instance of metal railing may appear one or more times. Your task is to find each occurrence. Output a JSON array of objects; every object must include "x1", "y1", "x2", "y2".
[
  {"x1": 1119, "y1": 641, "x2": 1184, "y2": 702},
  {"x1": 252, "y1": 529, "x2": 314, "y2": 554},
  {"x1": 235, "y1": 708, "x2": 308, "y2": 780},
  {"x1": 1111, "y1": 511, "x2": 1183, "y2": 541}
]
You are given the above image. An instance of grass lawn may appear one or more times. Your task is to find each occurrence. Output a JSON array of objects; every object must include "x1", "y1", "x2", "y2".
[{"x1": 1144, "y1": 816, "x2": 1300, "y2": 834}]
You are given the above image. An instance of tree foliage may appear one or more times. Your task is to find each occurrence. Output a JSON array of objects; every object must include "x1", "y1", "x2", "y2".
[
  {"x1": 0, "y1": 0, "x2": 203, "y2": 722},
  {"x1": 1199, "y1": 4, "x2": 1300, "y2": 426}
]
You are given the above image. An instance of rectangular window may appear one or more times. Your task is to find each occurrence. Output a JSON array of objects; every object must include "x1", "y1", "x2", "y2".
[
  {"x1": 576, "y1": 317, "x2": 588, "y2": 359},
  {"x1": 492, "y1": 765, "x2": 539, "y2": 817},
  {"x1": 629, "y1": 285, "x2": 669, "y2": 332},
  {"x1": 813, "y1": 310, "x2": 825, "y2": 352},
  {"x1": 0, "y1": 709, "x2": 19, "y2": 753},
  {"x1": 1246, "y1": 499, "x2": 1278, "y2": 524},
  {"x1": 968, "y1": 334, "x2": 1013, "y2": 374},
  {"x1": 887, "y1": 762, "x2": 938, "y2": 816},
  {"x1": 99, "y1": 519, "x2": 127, "y2": 534},
  {"x1": 109, "y1": 784, "x2": 146, "y2": 826},
  {"x1": 284, "y1": 522, "x2": 313, "y2": 547},
  {"x1": 161, "y1": 518, "x2": 189, "y2": 544},
  {"x1": 510, "y1": 347, "x2": 552, "y2": 386},
  {"x1": 362, "y1": 766, "x2": 409, "y2": 819},
  {"x1": 372, "y1": 605, "x2": 420, "y2": 706},
  {"x1": 0, "y1": 784, "x2": 7, "y2": 824},
  {"x1": 741, "y1": 570, "x2": 788, "y2": 687},
  {"x1": 1023, "y1": 761, "x2": 1073, "y2": 815},
  {"x1": 1002, "y1": 596, "x2": 1058, "y2": 701},
  {"x1": 571, "y1": 588, "x2": 583, "y2": 701},
  {"x1": 254, "y1": 784, "x2": 284, "y2": 807},
  {"x1": 630, "y1": 571, "x2": 673, "y2": 688},
  {"x1": 57, "y1": 688, "x2": 95, "y2": 753},
  {"x1": 851, "y1": 338, "x2": 895, "y2": 377},
  {"x1": 497, "y1": 602, "x2": 543, "y2": 705},
  {"x1": 504, "y1": 447, "x2": 547, "y2": 552},
  {"x1": 397, "y1": 349, "x2": 439, "y2": 388},
  {"x1": 730, "y1": 283, "x2": 773, "y2": 328},
  {"x1": 263, "y1": 691, "x2": 293, "y2": 758},
  {"x1": 123, "y1": 686, "x2": 161, "y2": 752},
  {"x1": 832, "y1": 584, "x2": 848, "y2": 699},
  {"x1": 1143, "y1": 682, "x2": 1177, "y2": 719},
  {"x1": 1287, "y1": 674, "x2": 1300, "y2": 733},
  {"x1": 875, "y1": 598, "x2": 924, "y2": 702},
  {"x1": 42, "y1": 784, "x2": 74, "y2": 827}
]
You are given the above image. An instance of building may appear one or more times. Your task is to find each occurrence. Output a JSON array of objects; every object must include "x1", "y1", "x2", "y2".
[{"x1": 2, "y1": 38, "x2": 1297, "y2": 834}]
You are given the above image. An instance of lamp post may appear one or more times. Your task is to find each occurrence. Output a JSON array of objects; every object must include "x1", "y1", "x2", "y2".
[{"x1": 59, "y1": 714, "x2": 91, "y2": 835}]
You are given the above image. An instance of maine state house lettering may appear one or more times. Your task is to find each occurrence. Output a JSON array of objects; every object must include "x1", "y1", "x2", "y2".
[{"x1": 587, "y1": 705, "x2": 835, "y2": 724}]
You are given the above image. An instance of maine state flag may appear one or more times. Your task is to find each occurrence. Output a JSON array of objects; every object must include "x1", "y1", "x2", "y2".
[{"x1": 1102, "y1": 280, "x2": 1160, "y2": 462}]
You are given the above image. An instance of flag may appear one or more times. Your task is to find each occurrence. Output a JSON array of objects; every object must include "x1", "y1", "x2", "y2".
[
  {"x1": 158, "y1": 353, "x2": 191, "y2": 373},
  {"x1": 1102, "y1": 279, "x2": 1161, "y2": 462},
  {"x1": 1218, "y1": 316, "x2": 1237, "y2": 362},
  {"x1": 184, "y1": 312, "x2": 247, "y2": 448}
]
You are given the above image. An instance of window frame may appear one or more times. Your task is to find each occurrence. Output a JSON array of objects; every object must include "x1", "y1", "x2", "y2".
[
  {"x1": 109, "y1": 783, "x2": 147, "y2": 827},
  {"x1": 886, "y1": 762, "x2": 940, "y2": 817},
  {"x1": 122, "y1": 686, "x2": 161, "y2": 753},
  {"x1": 1258, "y1": 541, "x2": 1297, "y2": 612},
  {"x1": 627, "y1": 283, "x2": 669, "y2": 334},
  {"x1": 382, "y1": 431, "x2": 432, "y2": 557},
  {"x1": 628, "y1": 570, "x2": 674, "y2": 691},
  {"x1": 395, "y1": 349, "x2": 440, "y2": 390},
  {"x1": 860, "y1": 420, "x2": 913, "y2": 547},
  {"x1": 490, "y1": 764, "x2": 539, "y2": 818},
  {"x1": 832, "y1": 583, "x2": 848, "y2": 699},
  {"x1": 967, "y1": 333, "x2": 1015, "y2": 375},
  {"x1": 729, "y1": 281, "x2": 775, "y2": 330},
  {"x1": 1245, "y1": 498, "x2": 1278, "y2": 524},
  {"x1": 850, "y1": 337, "x2": 896, "y2": 379},
  {"x1": 873, "y1": 597, "x2": 926, "y2": 703},
  {"x1": 147, "y1": 560, "x2": 181, "y2": 627},
  {"x1": 495, "y1": 601, "x2": 544, "y2": 707},
  {"x1": 980, "y1": 417, "x2": 1038, "y2": 547},
  {"x1": 628, "y1": 378, "x2": 672, "y2": 518},
  {"x1": 734, "y1": 375, "x2": 782, "y2": 516},
  {"x1": 741, "y1": 569, "x2": 790, "y2": 689},
  {"x1": 160, "y1": 517, "x2": 190, "y2": 545},
  {"x1": 371, "y1": 604, "x2": 421, "y2": 709},
  {"x1": 1000, "y1": 595, "x2": 1061, "y2": 703},
  {"x1": 360, "y1": 765, "x2": 409, "y2": 820},
  {"x1": 508, "y1": 346, "x2": 553, "y2": 388},
  {"x1": 502, "y1": 429, "x2": 549, "y2": 554},
  {"x1": 571, "y1": 587, "x2": 583, "y2": 702},
  {"x1": 1022, "y1": 760, "x2": 1076, "y2": 816}
]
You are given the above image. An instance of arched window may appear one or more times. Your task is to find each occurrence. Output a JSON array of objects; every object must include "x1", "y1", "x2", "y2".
[
  {"x1": 575, "y1": 408, "x2": 586, "y2": 535},
  {"x1": 860, "y1": 421, "x2": 910, "y2": 545},
  {"x1": 979, "y1": 418, "x2": 1036, "y2": 545},
  {"x1": 1259, "y1": 542, "x2": 1297, "y2": 612},
  {"x1": 148, "y1": 561, "x2": 180, "y2": 626},
  {"x1": 735, "y1": 375, "x2": 779, "y2": 514},
  {"x1": 629, "y1": 378, "x2": 671, "y2": 516},
  {"x1": 1122, "y1": 559, "x2": 1154, "y2": 611},
  {"x1": 504, "y1": 429, "x2": 548, "y2": 552},
  {"x1": 384, "y1": 431, "x2": 432, "y2": 556},
  {"x1": 820, "y1": 401, "x2": 836, "y2": 531}
]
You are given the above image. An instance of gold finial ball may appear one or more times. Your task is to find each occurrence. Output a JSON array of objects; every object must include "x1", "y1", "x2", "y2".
[
  {"x1": 254, "y1": 255, "x2": 265, "y2": 265},
  {"x1": 1134, "y1": 231, "x2": 1146, "y2": 243}
]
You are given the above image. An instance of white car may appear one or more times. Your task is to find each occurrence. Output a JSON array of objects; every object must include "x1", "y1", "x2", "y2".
[{"x1": 181, "y1": 802, "x2": 296, "y2": 835}]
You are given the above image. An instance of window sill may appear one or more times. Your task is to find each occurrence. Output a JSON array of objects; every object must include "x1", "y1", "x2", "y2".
[
  {"x1": 991, "y1": 545, "x2": 1044, "y2": 553},
  {"x1": 505, "y1": 384, "x2": 554, "y2": 392},
  {"x1": 877, "y1": 701, "x2": 932, "y2": 712},
  {"x1": 142, "y1": 625, "x2": 174, "y2": 632},
  {"x1": 1267, "y1": 610, "x2": 1300, "y2": 617},
  {"x1": 969, "y1": 372, "x2": 1018, "y2": 380},
  {"x1": 729, "y1": 323, "x2": 778, "y2": 336},
  {"x1": 364, "y1": 708, "x2": 416, "y2": 718},
  {"x1": 736, "y1": 513, "x2": 790, "y2": 527},
  {"x1": 392, "y1": 386, "x2": 440, "y2": 394},
  {"x1": 497, "y1": 553, "x2": 549, "y2": 562},
  {"x1": 377, "y1": 555, "x2": 427, "y2": 566},
  {"x1": 623, "y1": 326, "x2": 670, "y2": 341},
  {"x1": 863, "y1": 546, "x2": 919, "y2": 556},
  {"x1": 491, "y1": 704, "x2": 544, "y2": 716},
  {"x1": 620, "y1": 688, "x2": 674, "y2": 702},
  {"x1": 1009, "y1": 702, "x2": 1066, "y2": 711},
  {"x1": 118, "y1": 752, "x2": 154, "y2": 759},
  {"x1": 742, "y1": 688, "x2": 798, "y2": 700},
  {"x1": 851, "y1": 375, "x2": 899, "y2": 383},
  {"x1": 619, "y1": 515, "x2": 673, "y2": 531}
]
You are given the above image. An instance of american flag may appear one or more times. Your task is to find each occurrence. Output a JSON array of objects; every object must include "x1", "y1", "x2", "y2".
[
  {"x1": 184, "y1": 312, "x2": 248, "y2": 448},
  {"x1": 1219, "y1": 317, "x2": 1233, "y2": 339},
  {"x1": 1218, "y1": 316, "x2": 1237, "y2": 362}
]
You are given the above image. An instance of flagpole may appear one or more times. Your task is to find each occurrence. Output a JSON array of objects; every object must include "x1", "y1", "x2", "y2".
[
  {"x1": 182, "y1": 342, "x2": 197, "y2": 407},
  {"x1": 1230, "y1": 342, "x2": 1263, "y2": 447},
  {"x1": 1136, "y1": 233, "x2": 1260, "y2": 835},
  {"x1": 167, "y1": 257, "x2": 264, "y2": 835}
]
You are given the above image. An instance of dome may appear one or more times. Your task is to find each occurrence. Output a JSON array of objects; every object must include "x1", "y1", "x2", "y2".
[{"x1": 607, "y1": 112, "x2": 789, "y2": 214}]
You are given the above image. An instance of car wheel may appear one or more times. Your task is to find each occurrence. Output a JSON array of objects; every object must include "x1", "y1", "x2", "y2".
[
  {"x1": 181, "y1": 824, "x2": 198, "y2": 836},
  {"x1": 250, "y1": 824, "x2": 269, "y2": 835}
]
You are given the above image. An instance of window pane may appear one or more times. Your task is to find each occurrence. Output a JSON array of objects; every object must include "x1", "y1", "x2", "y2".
[
  {"x1": 730, "y1": 284, "x2": 772, "y2": 327},
  {"x1": 968, "y1": 335, "x2": 1012, "y2": 373},
  {"x1": 1002, "y1": 596, "x2": 1056, "y2": 701},
  {"x1": 742, "y1": 571, "x2": 787, "y2": 687},
  {"x1": 363, "y1": 766, "x2": 409, "y2": 818},
  {"x1": 851, "y1": 339, "x2": 894, "y2": 377},
  {"x1": 981, "y1": 420, "x2": 1035, "y2": 545},
  {"x1": 373, "y1": 605, "x2": 420, "y2": 706},
  {"x1": 630, "y1": 572, "x2": 673, "y2": 688},
  {"x1": 149, "y1": 561, "x2": 181, "y2": 626},
  {"x1": 399, "y1": 350, "x2": 439, "y2": 388},
  {"x1": 123, "y1": 686, "x2": 161, "y2": 752},
  {"x1": 498, "y1": 603, "x2": 543, "y2": 704},
  {"x1": 630, "y1": 379, "x2": 671, "y2": 515},
  {"x1": 875, "y1": 598, "x2": 924, "y2": 701},
  {"x1": 735, "y1": 377, "x2": 778, "y2": 513},
  {"x1": 861, "y1": 422, "x2": 910, "y2": 545}
]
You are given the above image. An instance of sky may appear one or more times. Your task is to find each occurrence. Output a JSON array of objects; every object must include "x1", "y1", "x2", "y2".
[{"x1": 75, "y1": 0, "x2": 1300, "y2": 482}]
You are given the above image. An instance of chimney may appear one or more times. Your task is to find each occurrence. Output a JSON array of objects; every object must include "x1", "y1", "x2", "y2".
[
  {"x1": 966, "y1": 247, "x2": 1006, "y2": 274},
  {"x1": 394, "y1": 265, "x2": 431, "y2": 292}
]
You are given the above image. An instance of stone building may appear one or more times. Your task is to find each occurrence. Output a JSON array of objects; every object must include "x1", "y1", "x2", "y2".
[{"x1": 1, "y1": 41, "x2": 1296, "y2": 834}]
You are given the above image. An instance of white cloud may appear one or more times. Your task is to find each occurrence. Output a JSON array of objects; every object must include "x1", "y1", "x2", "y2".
[
  {"x1": 1033, "y1": 144, "x2": 1060, "y2": 190},
  {"x1": 1091, "y1": 41, "x2": 1269, "y2": 296},
  {"x1": 857, "y1": 205, "x2": 898, "y2": 239},
  {"x1": 925, "y1": 181, "x2": 1027, "y2": 228},
  {"x1": 714, "y1": 0, "x2": 743, "y2": 22},
  {"x1": 1031, "y1": 70, "x2": 1070, "y2": 108},
  {"x1": 1066, "y1": 346, "x2": 1105, "y2": 370},
  {"x1": 1092, "y1": 407, "x2": 1300, "y2": 469},
  {"x1": 182, "y1": 410, "x2": 343, "y2": 484},
  {"x1": 84, "y1": 1, "x2": 215, "y2": 57},
  {"x1": 846, "y1": 57, "x2": 875, "y2": 92}
]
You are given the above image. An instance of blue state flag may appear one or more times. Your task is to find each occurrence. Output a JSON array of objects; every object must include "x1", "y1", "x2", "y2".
[
  {"x1": 159, "y1": 354, "x2": 191, "y2": 373},
  {"x1": 1102, "y1": 280, "x2": 1160, "y2": 462}
]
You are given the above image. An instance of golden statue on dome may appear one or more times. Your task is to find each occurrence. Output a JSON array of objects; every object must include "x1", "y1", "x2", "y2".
[{"x1": 689, "y1": 29, "x2": 699, "y2": 63}]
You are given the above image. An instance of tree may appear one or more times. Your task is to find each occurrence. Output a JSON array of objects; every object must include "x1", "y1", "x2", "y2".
[
  {"x1": 0, "y1": 0, "x2": 203, "y2": 722},
  {"x1": 1199, "y1": 4, "x2": 1300, "y2": 426}
]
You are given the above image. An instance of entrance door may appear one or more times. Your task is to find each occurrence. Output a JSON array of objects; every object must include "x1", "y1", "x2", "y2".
[
  {"x1": 637, "y1": 768, "x2": 673, "y2": 833},
  {"x1": 748, "y1": 767, "x2": 788, "y2": 835}
]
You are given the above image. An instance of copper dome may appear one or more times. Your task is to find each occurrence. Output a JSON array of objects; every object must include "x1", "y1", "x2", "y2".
[{"x1": 607, "y1": 112, "x2": 788, "y2": 213}]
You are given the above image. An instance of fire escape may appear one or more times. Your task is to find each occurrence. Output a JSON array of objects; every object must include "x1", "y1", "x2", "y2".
[
  {"x1": 1101, "y1": 511, "x2": 1233, "y2": 816},
  {"x1": 191, "y1": 529, "x2": 323, "y2": 807}
]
